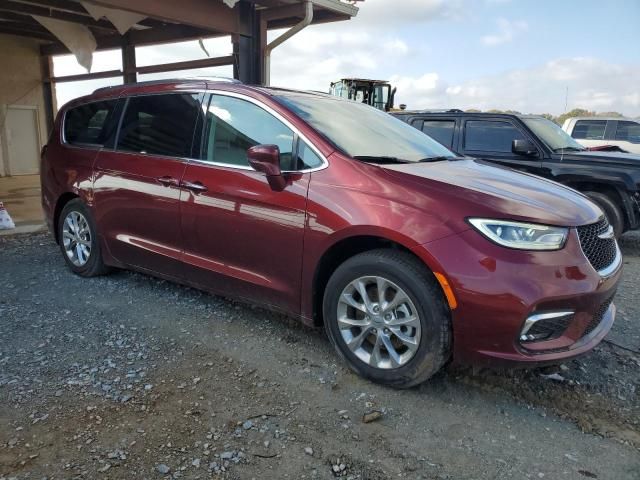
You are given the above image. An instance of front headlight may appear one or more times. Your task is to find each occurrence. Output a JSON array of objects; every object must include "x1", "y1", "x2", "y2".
[{"x1": 468, "y1": 218, "x2": 568, "y2": 250}]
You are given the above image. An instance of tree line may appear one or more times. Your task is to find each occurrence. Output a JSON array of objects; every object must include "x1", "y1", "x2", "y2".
[{"x1": 464, "y1": 108, "x2": 638, "y2": 125}]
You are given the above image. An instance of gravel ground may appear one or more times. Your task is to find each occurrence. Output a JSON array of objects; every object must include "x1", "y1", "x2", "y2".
[{"x1": 1, "y1": 231, "x2": 639, "y2": 480}]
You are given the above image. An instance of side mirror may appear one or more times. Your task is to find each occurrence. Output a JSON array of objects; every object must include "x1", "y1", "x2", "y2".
[
  {"x1": 512, "y1": 139, "x2": 537, "y2": 156},
  {"x1": 247, "y1": 145, "x2": 286, "y2": 191}
]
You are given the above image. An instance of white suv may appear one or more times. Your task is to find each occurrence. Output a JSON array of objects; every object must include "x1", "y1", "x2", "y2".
[{"x1": 562, "y1": 117, "x2": 640, "y2": 154}]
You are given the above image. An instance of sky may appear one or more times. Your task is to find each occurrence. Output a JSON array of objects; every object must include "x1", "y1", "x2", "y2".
[{"x1": 54, "y1": 0, "x2": 640, "y2": 116}]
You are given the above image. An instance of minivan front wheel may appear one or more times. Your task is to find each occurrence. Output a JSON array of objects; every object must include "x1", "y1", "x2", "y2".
[
  {"x1": 58, "y1": 199, "x2": 109, "y2": 277},
  {"x1": 323, "y1": 249, "x2": 451, "y2": 388}
]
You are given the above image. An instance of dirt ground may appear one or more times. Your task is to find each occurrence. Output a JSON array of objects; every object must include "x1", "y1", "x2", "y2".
[{"x1": 1, "y1": 232, "x2": 639, "y2": 480}]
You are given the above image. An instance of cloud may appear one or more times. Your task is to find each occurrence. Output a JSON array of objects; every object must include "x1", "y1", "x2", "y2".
[
  {"x1": 269, "y1": 27, "x2": 409, "y2": 91},
  {"x1": 354, "y1": 0, "x2": 465, "y2": 25},
  {"x1": 392, "y1": 58, "x2": 640, "y2": 116},
  {"x1": 481, "y1": 18, "x2": 528, "y2": 46}
]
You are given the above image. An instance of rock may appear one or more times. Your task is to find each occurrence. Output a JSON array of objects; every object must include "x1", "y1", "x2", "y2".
[
  {"x1": 155, "y1": 464, "x2": 170, "y2": 474},
  {"x1": 191, "y1": 458, "x2": 201, "y2": 468},
  {"x1": 220, "y1": 451, "x2": 234, "y2": 460},
  {"x1": 362, "y1": 410, "x2": 383, "y2": 423},
  {"x1": 98, "y1": 463, "x2": 111, "y2": 472},
  {"x1": 242, "y1": 420, "x2": 253, "y2": 430},
  {"x1": 305, "y1": 447, "x2": 314, "y2": 456}
]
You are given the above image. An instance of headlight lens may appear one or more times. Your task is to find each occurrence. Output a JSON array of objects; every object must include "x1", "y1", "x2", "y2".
[{"x1": 468, "y1": 218, "x2": 568, "y2": 250}]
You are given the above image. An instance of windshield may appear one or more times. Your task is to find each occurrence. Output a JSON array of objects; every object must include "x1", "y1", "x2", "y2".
[
  {"x1": 275, "y1": 94, "x2": 456, "y2": 162},
  {"x1": 522, "y1": 117, "x2": 586, "y2": 152}
]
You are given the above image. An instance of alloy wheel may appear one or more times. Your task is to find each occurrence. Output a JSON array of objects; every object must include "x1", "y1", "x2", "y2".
[
  {"x1": 62, "y1": 211, "x2": 92, "y2": 267},
  {"x1": 337, "y1": 276, "x2": 421, "y2": 369}
]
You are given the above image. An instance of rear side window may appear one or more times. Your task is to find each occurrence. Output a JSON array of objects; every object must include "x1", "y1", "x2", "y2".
[
  {"x1": 422, "y1": 120, "x2": 455, "y2": 148},
  {"x1": 117, "y1": 93, "x2": 200, "y2": 157},
  {"x1": 614, "y1": 121, "x2": 640, "y2": 143},
  {"x1": 200, "y1": 94, "x2": 294, "y2": 169},
  {"x1": 64, "y1": 100, "x2": 118, "y2": 146},
  {"x1": 573, "y1": 120, "x2": 606, "y2": 140},
  {"x1": 464, "y1": 120, "x2": 524, "y2": 152}
]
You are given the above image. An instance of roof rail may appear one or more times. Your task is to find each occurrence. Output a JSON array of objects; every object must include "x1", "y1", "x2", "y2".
[{"x1": 92, "y1": 76, "x2": 242, "y2": 95}]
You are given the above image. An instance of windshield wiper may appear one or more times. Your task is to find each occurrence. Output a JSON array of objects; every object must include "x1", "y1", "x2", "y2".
[
  {"x1": 417, "y1": 156, "x2": 452, "y2": 162},
  {"x1": 353, "y1": 155, "x2": 412, "y2": 164},
  {"x1": 553, "y1": 146, "x2": 585, "y2": 152}
]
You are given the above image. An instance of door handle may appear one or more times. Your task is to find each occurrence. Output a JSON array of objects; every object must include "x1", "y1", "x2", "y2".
[
  {"x1": 157, "y1": 176, "x2": 179, "y2": 187},
  {"x1": 181, "y1": 180, "x2": 208, "y2": 193}
]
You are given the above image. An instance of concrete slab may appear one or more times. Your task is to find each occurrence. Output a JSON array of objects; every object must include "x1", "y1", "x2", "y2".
[{"x1": 0, "y1": 175, "x2": 45, "y2": 236}]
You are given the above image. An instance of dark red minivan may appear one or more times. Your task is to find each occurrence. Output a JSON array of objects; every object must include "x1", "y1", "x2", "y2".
[{"x1": 41, "y1": 78, "x2": 622, "y2": 387}]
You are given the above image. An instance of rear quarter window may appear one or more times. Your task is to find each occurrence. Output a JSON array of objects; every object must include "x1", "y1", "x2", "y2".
[
  {"x1": 64, "y1": 100, "x2": 118, "y2": 147},
  {"x1": 572, "y1": 120, "x2": 606, "y2": 140}
]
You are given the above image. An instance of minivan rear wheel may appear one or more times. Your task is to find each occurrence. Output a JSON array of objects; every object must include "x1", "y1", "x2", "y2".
[
  {"x1": 58, "y1": 199, "x2": 110, "y2": 277},
  {"x1": 323, "y1": 249, "x2": 451, "y2": 388}
]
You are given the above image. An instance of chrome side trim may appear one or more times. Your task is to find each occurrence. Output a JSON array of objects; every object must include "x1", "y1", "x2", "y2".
[
  {"x1": 520, "y1": 310, "x2": 574, "y2": 340},
  {"x1": 597, "y1": 225, "x2": 615, "y2": 240},
  {"x1": 597, "y1": 243, "x2": 622, "y2": 278}
]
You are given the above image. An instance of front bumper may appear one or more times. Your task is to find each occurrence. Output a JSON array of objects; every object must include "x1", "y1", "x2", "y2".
[{"x1": 412, "y1": 227, "x2": 622, "y2": 367}]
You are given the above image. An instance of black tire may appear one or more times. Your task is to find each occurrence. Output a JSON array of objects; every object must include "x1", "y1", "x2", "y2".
[
  {"x1": 323, "y1": 249, "x2": 451, "y2": 388},
  {"x1": 57, "y1": 199, "x2": 110, "y2": 277},
  {"x1": 585, "y1": 191, "x2": 625, "y2": 239}
]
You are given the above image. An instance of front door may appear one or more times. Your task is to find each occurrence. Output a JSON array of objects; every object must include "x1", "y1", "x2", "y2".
[
  {"x1": 180, "y1": 93, "x2": 315, "y2": 314},
  {"x1": 460, "y1": 118, "x2": 543, "y2": 175},
  {"x1": 93, "y1": 92, "x2": 201, "y2": 277}
]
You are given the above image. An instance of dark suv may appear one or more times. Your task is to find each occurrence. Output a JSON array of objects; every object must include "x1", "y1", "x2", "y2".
[{"x1": 392, "y1": 110, "x2": 640, "y2": 237}]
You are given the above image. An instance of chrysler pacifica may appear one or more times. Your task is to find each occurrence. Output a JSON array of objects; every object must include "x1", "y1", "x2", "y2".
[{"x1": 41, "y1": 79, "x2": 622, "y2": 387}]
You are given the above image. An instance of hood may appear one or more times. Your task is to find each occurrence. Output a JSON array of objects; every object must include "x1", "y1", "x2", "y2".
[
  {"x1": 558, "y1": 150, "x2": 640, "y2": 166},
  {"x1": 382, "y1": 159, "x2": 602, "y2": 227}
]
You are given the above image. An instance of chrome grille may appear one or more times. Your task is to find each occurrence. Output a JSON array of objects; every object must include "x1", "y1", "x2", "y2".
[{"x1": 576, "y1": 219, "x2": 618, "y2": 272}]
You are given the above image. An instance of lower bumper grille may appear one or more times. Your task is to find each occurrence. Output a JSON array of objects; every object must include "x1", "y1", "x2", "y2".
[{"x1": 583, "y1": 296, "x2": 614, "y2": 338}]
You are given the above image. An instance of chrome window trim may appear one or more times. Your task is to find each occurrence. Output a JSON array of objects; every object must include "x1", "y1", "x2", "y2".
[{"x1": 60, "y1": 89, "x2": 330, "y2": 174}]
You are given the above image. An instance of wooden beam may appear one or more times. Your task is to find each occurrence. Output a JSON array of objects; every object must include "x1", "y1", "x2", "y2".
[
  {"x1": 41, "y1": 23, "x2": 222, "y2": 55},
  {"x1": 49, "y1": 69, "x2": 123, "y2": 83},
  {"x1": 82, "y1": 0, "x2": 244, "y2": 34},
  {"x1": 135, "y1": 55, "x2": 234, "y2": 75},
  {"x1": 0, "y1": 0, "x2": 118, "y2": 31},
  {"x1": 121, "y1": 33, "x2": 136, "y2": 83},
  {"x1": 0, "y1": 24, "x2": 56, "y2": 40}
]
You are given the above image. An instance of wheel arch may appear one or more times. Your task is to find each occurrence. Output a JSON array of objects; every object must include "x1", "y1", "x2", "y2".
[
  {"x1": 52, "y1": 192, "x2": 80, "y2": 244},
  {"x1": 563, "y1": 181, "x2": 636, "y2": 231},
  {"x1": 310, "y1": 233, "x2": 444, "y2": 327}
]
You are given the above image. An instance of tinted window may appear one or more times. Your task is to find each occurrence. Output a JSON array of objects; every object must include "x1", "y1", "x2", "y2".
[
  {"x1": 64, "y1": 100, "x2": 118, "y2": 146},
  {"x1": 465, "y1": 120, "x2": 524, "y2": 152},
  {"x1": 573, "y1": 120, "x2": 606, "y2": 140},
  {"x1": 422, "y1": 120, "x2": 455, "y2": 148},
  {"x1": 615, "y1": 121, "x2": 640, "y2": 143},
  {"x1": 117, "y1": 94, "x2": 200, "y2": 157},
  {"x1": 201, "y1": 95, "x2": 294, "y2": 168},
  {"x1": 297, "y1": 141, "x2": 323, "y2": 170}
]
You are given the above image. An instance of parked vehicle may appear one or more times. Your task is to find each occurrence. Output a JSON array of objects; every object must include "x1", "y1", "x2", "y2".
[
  {"x1": 562, "y1": 117, "x2": 640, "y2": 154},
  {"x1": 329, "y1": 78, "x2": 397, "y2": 111},
  {"x1": 393, "y1": 110, "x2": 640, "y2": 238},
  {"x1": 42, "y1": 80, "x2": 621, "y2": 387}
]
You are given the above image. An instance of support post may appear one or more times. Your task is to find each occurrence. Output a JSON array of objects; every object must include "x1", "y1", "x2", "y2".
[
  {"x1": 122, "y1": 34, "x2": 137, "y2": 84},
  {"x1": 39, "y1": 54, "x2": 55, "y2": 135},
  {"x1": 233, "y1": 0, "x2": 262, "y2": 85}
]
